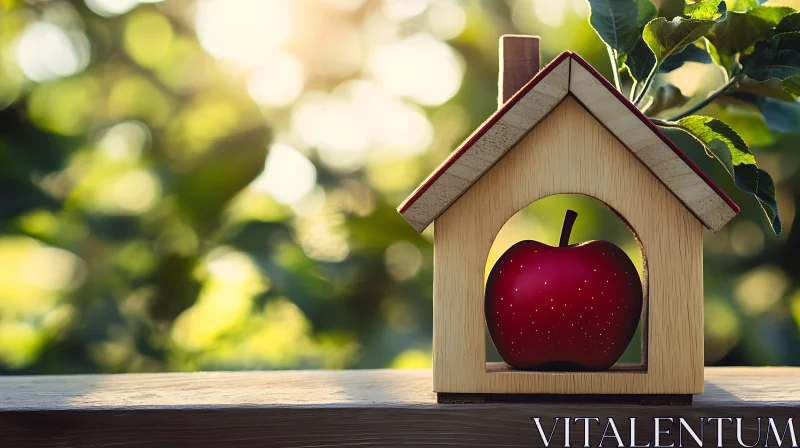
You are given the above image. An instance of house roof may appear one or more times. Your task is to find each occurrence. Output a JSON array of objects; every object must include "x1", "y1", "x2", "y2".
[{"x1": 397, "y1": 51, "x2": 739, "y2": 233}]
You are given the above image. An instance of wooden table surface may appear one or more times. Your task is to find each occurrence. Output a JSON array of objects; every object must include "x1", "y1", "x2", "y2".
[{"x1": 1, "y1": 368, "x2": 798, "y2": 447}]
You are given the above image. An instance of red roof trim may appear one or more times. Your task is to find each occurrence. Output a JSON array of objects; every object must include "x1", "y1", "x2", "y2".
[
  {"x1": 397, "y1": 51, "x2": 572, "y2": 214},
  {"x1": 399, "y1": 52, "x2": 738, "y2": 218},
  {"x1": 570, "y1": 54, "x2": 739, "y2": 214}
]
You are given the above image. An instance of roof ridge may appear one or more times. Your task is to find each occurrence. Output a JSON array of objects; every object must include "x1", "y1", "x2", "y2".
[
  {"x1": 397, "y1": 52, "x2": 738, "y2": 233},
  {"x1": 567, "y1": 53, "x2": 739, "y2": 214}
]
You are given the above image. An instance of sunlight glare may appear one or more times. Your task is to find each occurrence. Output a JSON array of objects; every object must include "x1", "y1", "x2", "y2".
[
  {"x1": 382, "y1": 0, "x2": 429, "y2": 21},
  {"x1": 98, "y1": 121, "x2": 150, "y2": 161},
  {"x1": 112, "y1": 170, "x2": 161, "y2": 214},
  {"x1": 247, "y1": 52, "x2": 305, "y2": 107},
  {"x1": 297, "y1": 215, "x2": 351, "y2": 262},
  {"x1": 292, "y1": 81, "x2": 432, "y2": 171},
  {"x1": 532, "y1": 0, "x2": 568, "y2": 27},
  {"x1": 16, "y1": 22, "x2": 90, "y2": 82},
  {"x1": 426, "y1": 1, "x2": 466, "y2": 40},
  {"x1": 319, "y1": 0, "x2": 366, "y2": 11},
  {"x1": 734, "y1": 265, "x2": 789, "y2": 316},
  {"x1": 308, "y1": 24, "x2": 363, "y2": 78},
  {"x1": 291, "y1": 92, "x2": 369, "y2": 172},
  {"x1": 195, "y1": 0, "x2": 292, "y2": 66},
  {"x1": 84, "y1": 0, "x2": 139, "y2": 16},
  {"x1": 369, "y1": 33, "x2": 463, "y2": 106},
  {"x1": 84, "y1": 0, "x2": 163, "y2": 17},
  {"x1": 385, "y1": 241, "x2": 422, "y2": 281},
  {"x1": 290, "y1": 186, "x2": 327, "y2": 217},
  {"x1": 23, "y1": 246, "x2": 82, "y2": 291},
  {"x1": 343, "y1": 80, "x2": 432, "y2": 157},
  {"x1": 571, "y1": 0, "x2": 590, "y2": 16},
  {"x1": 664, "y1": 62, "x2": 725, "y2": 98},
  {"x1": 251, "y1": 143, "x2": 317, "y2": 204}
]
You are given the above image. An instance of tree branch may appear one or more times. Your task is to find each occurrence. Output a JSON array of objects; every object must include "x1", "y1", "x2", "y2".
[
  {"x1": 633, "y1": 63, "x2": 659, "y2": 106},
  {"x1": 650, "y1": 118, "x2": 678, "y2": 127},
  {"x1": 629, "y1": 79, "x2": 639, "y2": 101},
  {"x1": 606, "y1": 45, "x2": 623, "y2": 92},
  {"x1": 639, "y1": 96, "x2": 655, "y2": 115},
  {"x1": 666, "y1": 77, "x2": 739, "y2": 121}
]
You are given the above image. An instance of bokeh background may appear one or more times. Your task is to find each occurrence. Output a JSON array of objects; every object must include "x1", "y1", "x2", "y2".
[{"x1": 1, "y1": 0, "x2": 799, "y2": 374}]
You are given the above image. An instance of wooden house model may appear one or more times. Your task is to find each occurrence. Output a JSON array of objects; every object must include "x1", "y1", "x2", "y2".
[{"x1": 397, "y1": 36, "x2": 739, "y2": 401}]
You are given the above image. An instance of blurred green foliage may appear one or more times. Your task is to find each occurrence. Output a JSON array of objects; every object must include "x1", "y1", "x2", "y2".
[{"x1": 1, "y1": 0, "x2": 799, "y2": 374}]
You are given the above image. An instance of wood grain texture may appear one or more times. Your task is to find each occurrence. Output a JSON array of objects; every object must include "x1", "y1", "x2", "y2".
[
  {"x1": 399, "y1": 53, "x2": 737, "y2": 235},
  {"x1": 499, "y1": 35, "x2": 540, "y2": 107},
  {"x1": 1, "y1": 368, "x2": 799, "y2": 447},
  {"x1": 399, "y1": 56, "x2": 569, "y2": 232},
  {"x1": 568, "y1": 58, "x2": 736, "y2": 232},
  {"x1": 2, "y1": 368, "x2": 799, "y2": 410},
  {"x1": 433, "y1": 97, "x2": 704, "y2": 394}
]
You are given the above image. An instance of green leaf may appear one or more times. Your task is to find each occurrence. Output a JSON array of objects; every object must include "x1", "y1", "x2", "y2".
[
  {"x1": 724, "y1": 6, "x2": 797, "y2": 40},
  {"x1": 774, "y1": 31, "x2": 800, "y2": 51},
  {"x1": 734, "y1": 4, "x2": 792, "y2": 25},
  {"x1": 727, "y1": 92, "x2": 800, "y2": 133},
  {"x1": 755, "y1": 168, "x2": 782, "y2": 235},
  {"x1": 705, "y1": 138, "x2": 735, "y2": 174},
  {"x1": 642, "y1": 13, "x2": 722, "y2": 66},
  {"x1": 658, "y1": 0, "x2": 685, "y2": 19},
  {"x1": 735, "y1": 76, "x2": 796, "y2": 101},
  {"x1": 675, "y1": 115, "x2": 759, "y2": 194},
  {"x1": 660, "y1": 42, "x2": 713, "y2": 71},
  {"x1": 625, "y1": 40, "x2": 711, "y2": 82},
  {"x1": 741, "y1": 33, "x2": 800, "y2": 80},
  {"x1": 783, "y1": 75, "x2": 800, "y2": 96},
  {"x1": 646, "y1": 84, "x2": 690, "y2": 115},
  {"x1": 776, "y1": 12, "x2": 800, "y2": 34},
  {"x1": 684, "y1": 0, "x2": 726, "y2": 20},
  {"x1": 714, "y1": 105, "x2": 775, "y2": 146},
  {"x1": 754, "y1": 97, "x2": 800, "y2": 133},
  {"x1": 588, "y1": 0, "x2": 657, "y2": 57},
  {"x1": 625, "y1": 37, "x2": 656, "y2": 82},
  {"x1": 727, "y1": 0, "x2": 762, "y2": 13},
  {"x1": 705, "y1": 6, "x2": 795, "y2": 74},
  {"x1": 705, "y1": 37, "x2": 728, "y2": 70},
  {"x1": 744, "y1": 56, "x2": 800, "y2": 81}
]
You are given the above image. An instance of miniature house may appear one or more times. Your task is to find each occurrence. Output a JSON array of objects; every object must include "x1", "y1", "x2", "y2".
[{"x1": 397, "y1": 36, "x2": 739, "y2": 400}]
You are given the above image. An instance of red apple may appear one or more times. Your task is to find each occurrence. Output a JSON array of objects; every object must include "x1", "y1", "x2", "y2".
[{"x1": 485, "y1": 210, "x2": 642, "y2": 371}]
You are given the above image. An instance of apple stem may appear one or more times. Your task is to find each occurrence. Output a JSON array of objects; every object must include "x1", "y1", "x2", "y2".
[{"x1": 559, "y1": 210, "x2": 578, "y2": 247}]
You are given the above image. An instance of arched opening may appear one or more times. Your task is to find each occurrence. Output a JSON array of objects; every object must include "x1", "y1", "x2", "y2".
[{"x1": 484, "y1": 194, "x2": 648, "y2": 372}]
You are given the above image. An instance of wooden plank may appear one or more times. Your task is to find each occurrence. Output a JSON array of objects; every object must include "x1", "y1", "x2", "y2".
[
  {"x1": 3, "y1": 368, "x2": 800, "y2": 409},
  {"x1": 1, "y1": 368, "x2": 799, "y2": 447},
  {"x1": 433, "y1": 97, "x2": 704, "y2": 394},
  {"x1": 499, "y1": 35, "x2": 540, "y2": 107}
]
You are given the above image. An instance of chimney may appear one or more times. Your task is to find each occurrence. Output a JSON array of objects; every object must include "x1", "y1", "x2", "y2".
[{"x1": 498, "y1": 35, "x2": 541, "y2": 109}]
